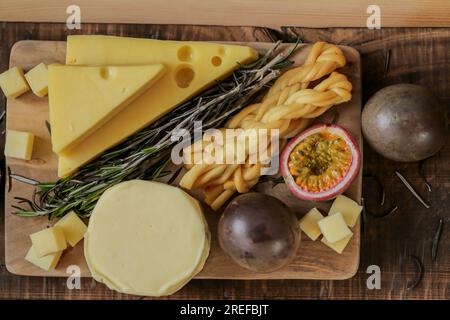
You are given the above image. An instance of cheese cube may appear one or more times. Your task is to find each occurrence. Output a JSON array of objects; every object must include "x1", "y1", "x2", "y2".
[
  {"x1": 25, "y1": 245, "x2": 62, "y2": 270},
  {"x1": 30, "y1": 226, "x2": 67, "y2": 257},
  {"x1": 321, "y1": 234, "x2": 353, "y2": 254},
  {"x1": 318, "y1": 212, "x2": 353, "y2": 244},
  {"x1": 24, "y1": 63, "x2": 48, "y2": 97},
  {"x1": 0, "y1": 66, "x2": 30, "y2": 98},
  {"x1": 299, "y1": 208, "x2": 324, "y2": 241},
  {"x1": 55, "y1": 211, "x2": 87, "y2": 247},
  {"x1": 329, "y1": 195, "x2": 363, "y2": 227},
  {"x1": 4, "y1": 129, "x2": 35, "y2": 160}
]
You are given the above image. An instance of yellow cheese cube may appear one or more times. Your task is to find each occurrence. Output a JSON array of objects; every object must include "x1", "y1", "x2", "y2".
[
  {"x1": 299, "y1": 208, "x2": 324, "y2": 241},
  {"x1": 55, "y1": 211, "x2": 87, "y2": 247},
  {"x1": 4, "y1": 129, "x2": 35, "y2": 160},
  {"x1": 30, "y1": 226, "x2": 67, "y2": 257},
  {"x1": 0, "y1": 66, "x2": 30, "y2": 98},
  {"x1": 24, "y1": 63, "x2": 48, "y2": 97},
  {"x1": 321, "y1": 234, "x2": 353, "y2": 254},
  {"x1": 25, "y1": 245, "x2": 62, "y2": 270},
  {"x1": 317, "y1": 212, "x2": 353, "y2": 244},
  {"x1": 329, "y1": 195, "x2": 363, "y2": 228}
]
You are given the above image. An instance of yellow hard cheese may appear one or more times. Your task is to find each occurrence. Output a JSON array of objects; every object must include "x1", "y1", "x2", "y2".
[
  {"x1": 4, "y1": 129, "x2": 35, "y2": 160},
  {"x1": 299, "y1": 208, "x2": 324, "y2": 241},
  {"x1": 328, "y1": 195, "x2": 363, "y2": 228},
  {"x1": 24, "y1": 63, "x2": 49, "y2": 97},
  {"x1": 84, "y1": 180, "x2": 210, "y2": 297},
  {"x1": 321, "y1": 234, "x2": 353, "y2": 254},
  {"x1": 55, "y1": 211, "x2": 87, "y2": 247},
  {"x1": 57, "y1": 35, "x2": 258, "y2": 177},
  {"x1": 317, "y1": 212, "x2": 353, "y2": 244},
  {"x1": 25, "y1": 246, "x2": 62, "y2": 271},
  {"x1": 30, "y1": 226, "x2": 67, "y2": 257},
  {"x1": 49, "y1": 64, "x2": 166, "y2": 153},
  {"x1": 0, "y1": 66, "x2": 30, "y2": 98}
]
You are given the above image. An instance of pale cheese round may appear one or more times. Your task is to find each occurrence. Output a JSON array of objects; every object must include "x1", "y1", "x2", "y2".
[{"x1": 84, "y1": 180, "x2": 210, "y2": 296}]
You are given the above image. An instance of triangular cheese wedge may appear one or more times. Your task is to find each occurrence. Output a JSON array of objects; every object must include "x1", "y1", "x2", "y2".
[
  {"x1": 57, "y1": 35, "x2": 258, "y2": 177},
  {"x1": 49, "y1": 64, "x2": 165, "y2": 153}
]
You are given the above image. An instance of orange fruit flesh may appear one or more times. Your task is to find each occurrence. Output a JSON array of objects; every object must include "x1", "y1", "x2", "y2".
[{"x1": 288, "y1": 132, "x2": 352, "y2": 193}]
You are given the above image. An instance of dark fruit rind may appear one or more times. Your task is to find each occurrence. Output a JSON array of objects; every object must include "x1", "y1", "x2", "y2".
[
  {"x1": 362, "y1": 84, "x2": 447, "y2": 162},
  {"x1": 218, "y1": 193, "x2": 300, "y2": 273},
  {"x1": 280, "y1": 124, "x2": 361, "y2": 202}
]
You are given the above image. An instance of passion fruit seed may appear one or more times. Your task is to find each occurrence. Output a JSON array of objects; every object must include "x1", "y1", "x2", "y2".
[{"x1": 288, "y1": 132, "x2": 352, "y2": 193}]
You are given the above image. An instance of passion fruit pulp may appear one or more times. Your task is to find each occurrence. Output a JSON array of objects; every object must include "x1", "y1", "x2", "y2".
[{"x1": 280, "y1": 124, "x2": 361, "y2": 202}]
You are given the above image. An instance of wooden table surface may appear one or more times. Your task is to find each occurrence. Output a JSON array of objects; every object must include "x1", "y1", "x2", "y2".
[{"x1": 0, "y1": 22, "x2": 448, "y2": 300}]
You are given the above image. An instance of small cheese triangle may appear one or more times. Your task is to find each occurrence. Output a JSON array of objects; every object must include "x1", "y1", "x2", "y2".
[
  {"x1": 57, "y1": 35, "x2": 258, "y2": 177},
  {"x1": 49, "y1": 64, "x2": 166, "y2": 153}
]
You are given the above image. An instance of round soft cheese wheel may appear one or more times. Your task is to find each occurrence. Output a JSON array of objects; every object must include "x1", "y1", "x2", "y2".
[{"x1": 85, "y1": 180, "x2": 210, "y2": 296}]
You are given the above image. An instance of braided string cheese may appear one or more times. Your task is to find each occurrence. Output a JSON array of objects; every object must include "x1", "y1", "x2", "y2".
[{"x1": 179, "y1": 42, "x2": 352, "y2": 210}]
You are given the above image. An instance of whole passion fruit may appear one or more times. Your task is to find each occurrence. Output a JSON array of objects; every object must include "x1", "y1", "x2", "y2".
[
  {"x1": 280, "y1": 124, "x2": 361, "y2": 202},
  {"x1": 362, "y1": 84, "x2": 447, "y2": 162},
  {"x1": 218, "y1": 193, "x2": 300, "y2": 273}
]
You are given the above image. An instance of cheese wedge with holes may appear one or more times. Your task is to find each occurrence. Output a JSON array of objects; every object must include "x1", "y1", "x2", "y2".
[
  {"x1": 57, "y1": 35, "x2": 258, "y2": 177},
  {"x1": 84, "y1": 180, "x2": 210, "y2": 297},
  {"x1": 49, "y1": 64, "x2": 165, "y2": 153}
]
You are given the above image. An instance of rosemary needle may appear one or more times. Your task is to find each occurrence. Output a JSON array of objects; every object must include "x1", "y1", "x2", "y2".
[
  {"x1": 361, "y1": 197, "x2": 366, "y2": 234},
  {"x1": 9, "y1": 174, "x2": 40, "y2": 186},
  {"x1": 7, "y1": 166, "x2": 11, "y2": 193},
  {"x1": 384, "y1": 49, "x2": 391, "y2": 75},
  {"x1": 167, "y1": 167, "x2": 183, "y2": 185},
  {"x1": 406, "y1": 255, "x2": 424, "y2": 290},
  {"x1": 431, "y1": 218, "x2": 444, "y2": 262},
  {"x1": 419, "y1": 159, "x2": 432, "y2": 192},
  {"x1": 395, "y1": 171, "x2": 430, "y2": 209},
  {"x1": 0, "y1": 110, "x2": 5, "y2": 123},
  {"x1": 330, "y1": 110, "x2": 340, "y2": 125},
  {"x1": 45, "y1": 120, "x2": 51, "y2": 135}
]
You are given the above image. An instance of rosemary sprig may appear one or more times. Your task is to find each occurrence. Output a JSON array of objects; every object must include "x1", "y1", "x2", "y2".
[{"x1": 15, "y1": 42, "x2": 299, "y2": 219}]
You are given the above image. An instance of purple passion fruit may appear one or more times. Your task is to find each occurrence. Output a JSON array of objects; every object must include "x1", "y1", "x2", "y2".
[{"x1": 218, "y1": 193, "x2": 300, "y2": 273}]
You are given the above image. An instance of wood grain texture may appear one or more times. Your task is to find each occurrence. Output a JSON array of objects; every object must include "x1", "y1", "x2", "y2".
[
  {"x1": 4, "y1": 40, "x2": 362, "y2": 280},
  {"x1": 0, "y1": 23, "x2": 448, "y2": 300},
  {"x1": 1, "y1": 1, "x2": 450, "y2": 28}
]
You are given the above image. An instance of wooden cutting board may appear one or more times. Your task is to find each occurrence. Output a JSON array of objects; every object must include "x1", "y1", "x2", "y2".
[{"x1": 4, "y1": 40, "x2": 361, "y2": 280}]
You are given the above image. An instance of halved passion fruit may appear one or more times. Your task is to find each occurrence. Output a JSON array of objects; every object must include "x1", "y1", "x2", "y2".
[{"x1": 280, "y1": 124, "x2": 361, "y2": 202}]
